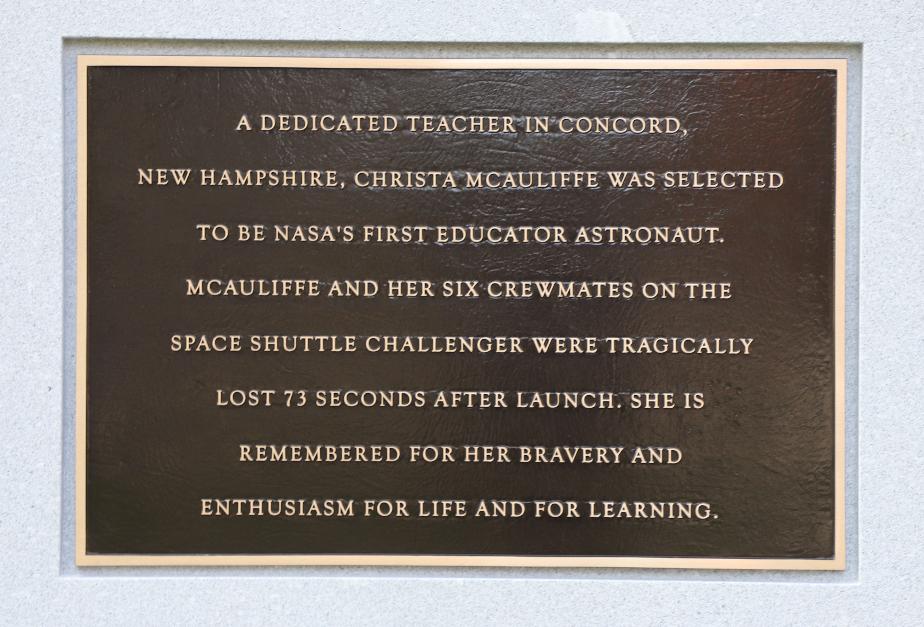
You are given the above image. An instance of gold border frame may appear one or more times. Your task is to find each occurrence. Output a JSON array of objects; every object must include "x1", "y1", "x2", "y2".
[{"x1": 76, "y1": 55, "x2": 847, "y2": 570}]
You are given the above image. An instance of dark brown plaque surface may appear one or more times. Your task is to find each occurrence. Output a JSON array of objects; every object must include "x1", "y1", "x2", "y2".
[{"x1": 77, "y1": 57, "x2": 845, "y2": 568}]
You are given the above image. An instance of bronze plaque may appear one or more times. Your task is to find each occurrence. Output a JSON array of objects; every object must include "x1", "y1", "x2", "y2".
[{"x1": 77, "y1": 57, "x2": 846, "y2": 568}]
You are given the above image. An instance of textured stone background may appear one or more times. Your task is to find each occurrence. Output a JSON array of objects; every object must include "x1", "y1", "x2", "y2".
[{"x1": 0, "y1": 0, "x2": 920, "y2": 623}]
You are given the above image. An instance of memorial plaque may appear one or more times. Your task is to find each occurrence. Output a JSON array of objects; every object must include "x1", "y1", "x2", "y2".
[{"x1": 77, "y1": 57, "x2": 845, "y2": 568}]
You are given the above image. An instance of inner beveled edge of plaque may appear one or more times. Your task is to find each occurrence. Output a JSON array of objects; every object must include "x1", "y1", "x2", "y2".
[{"x1": 76, "y1": 55, "x2": 847, "y2": 570}]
